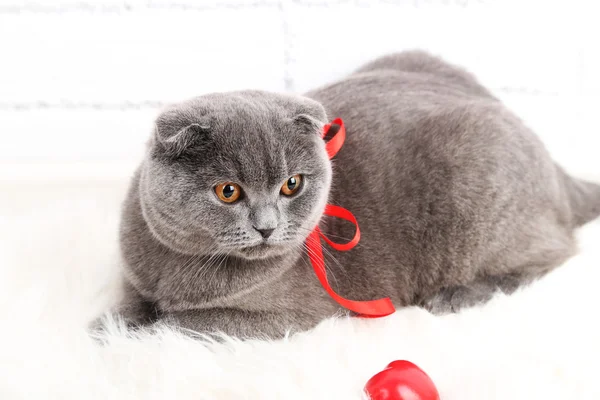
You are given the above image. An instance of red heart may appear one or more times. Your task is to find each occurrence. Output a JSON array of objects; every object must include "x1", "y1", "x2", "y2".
[{"x1": 364, "y1": 360, "x2": 440, "y2": 400}]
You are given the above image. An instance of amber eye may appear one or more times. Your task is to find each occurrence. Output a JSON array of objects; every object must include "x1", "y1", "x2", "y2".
[
  {"x1": 281, "y1": 174, "x2": 302, "y2": 196},
  {"x1": 215, "y1": 182, "x2": 242, "y2": 203}
]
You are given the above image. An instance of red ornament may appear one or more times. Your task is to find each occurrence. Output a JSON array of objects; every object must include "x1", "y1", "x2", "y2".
[{"x1": 364, "y1": 360, "x2": 440, "y2": 400}]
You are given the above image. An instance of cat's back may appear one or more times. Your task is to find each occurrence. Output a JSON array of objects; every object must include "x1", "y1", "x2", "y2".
[
  {"x1": 304, "y1": 54, "x2": 530, "y2": 212},
  {"x1": 306, "y1": 50, "x2": 494, "y2": 115},
  {"x1": 303, "y1": 52, "x2": 573, "y2": 300},
  {"x1": 304, "y1": 52, "x2": 551, "y2": 202},
  {"x1": 304, "y1": 52, "x2": 505, "y2": 172}
]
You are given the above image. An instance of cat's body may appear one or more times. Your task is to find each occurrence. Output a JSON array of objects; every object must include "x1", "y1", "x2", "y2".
[{"x1": 111, "y1": 51, "x2": 600, "y2": 338}]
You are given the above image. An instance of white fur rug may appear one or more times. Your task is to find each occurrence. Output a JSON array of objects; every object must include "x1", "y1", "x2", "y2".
[{"x1": 1, "y1": 181, "x2": 599, "y2": 400}]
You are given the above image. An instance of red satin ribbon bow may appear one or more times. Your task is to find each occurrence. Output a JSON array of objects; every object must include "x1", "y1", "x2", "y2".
[{"x1": 306, "y1": 118, "x2": 396, "y2": 318}]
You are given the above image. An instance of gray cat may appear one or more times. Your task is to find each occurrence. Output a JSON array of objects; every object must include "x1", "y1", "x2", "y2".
[{"x1": 108, "y1": 51, "x2": 600, "y2": 339}]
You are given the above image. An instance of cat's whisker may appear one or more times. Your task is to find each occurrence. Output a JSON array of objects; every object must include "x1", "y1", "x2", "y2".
[
  {"x1": 293, "y1": 225, "x2": 356, "y2": 242},
  {"x1": 179, "y1": 243, "x2": 224, "y2": 284},
  {"x1": 195, "y1": 250, "x2": 227, "y2": 283},
  {"x1": 302, "y1": 241, "x2": 342, "y2": 290},
  {"x1": 319, "y1": 245, "x2": 351, "y2": 280},
  {"x1": 175, "y1": 248, "x2": 214, "y2": 284},
  {"x1": 205, "y1": 251, "x2": 231, "y2": 285},
  {"x1": 303, "y1": 234, "x2": 351, "y2": 282},
  {"x1": 191, "y1": 256, "x2": 215, "y2": 283}
]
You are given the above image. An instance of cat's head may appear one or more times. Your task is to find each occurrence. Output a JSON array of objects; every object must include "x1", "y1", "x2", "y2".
[{"x1": 139, "y1": 91, "x2": 332, "y2": 260}]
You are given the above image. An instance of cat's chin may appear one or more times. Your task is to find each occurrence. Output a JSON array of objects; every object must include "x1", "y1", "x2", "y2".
[{"x1": 234, "y1": 243, "x2": 293, "y2": 260}]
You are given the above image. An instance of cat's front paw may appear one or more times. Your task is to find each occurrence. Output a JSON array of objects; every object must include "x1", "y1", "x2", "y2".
[
  {"x1": 421, "y1": 291, "x2": 455, "y2": 315},
  {"x1": 422, "y1": 284, "x2": 495, "y2": 315}
]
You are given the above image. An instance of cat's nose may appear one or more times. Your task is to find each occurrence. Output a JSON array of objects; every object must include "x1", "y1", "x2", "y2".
[{"x1": 254, "y1": 227, "x2": 275, "y2": 239}]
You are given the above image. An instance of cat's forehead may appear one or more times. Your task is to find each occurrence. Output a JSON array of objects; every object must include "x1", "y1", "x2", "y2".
[
  {"x1": 208, "y1": 112, "x2": 302, "y2": 187},
  {"x1": 198, "y1": 95, "x2": 296, "y2": 147},
  {"x1": 187, "y1": 91, "x2": 319, "y2": 153},
  {"x1": 154, "y1": 91, "x2": 328, "y2": 186}
]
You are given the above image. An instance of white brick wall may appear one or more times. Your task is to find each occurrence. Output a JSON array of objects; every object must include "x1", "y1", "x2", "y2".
[{"x1": 1, "y1": 0, "x2": 599, "y2": 181}]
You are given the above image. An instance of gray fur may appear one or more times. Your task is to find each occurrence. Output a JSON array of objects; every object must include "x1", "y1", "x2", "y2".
[{"x1": 103, "y1": 51, "x2": 600, "y2": 339}]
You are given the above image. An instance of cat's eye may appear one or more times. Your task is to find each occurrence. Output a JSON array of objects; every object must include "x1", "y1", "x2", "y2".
[
  {"x1": 281, "y1": 174, "x2": 302, "y2": 196},
  {"x1": 215, "y1": 182, "x2": 242, "y2": 203}
]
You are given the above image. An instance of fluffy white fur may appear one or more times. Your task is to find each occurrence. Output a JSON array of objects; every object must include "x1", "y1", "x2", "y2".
[{"x1": 0, "y1": 181, "x2": 599, "y2": 399}]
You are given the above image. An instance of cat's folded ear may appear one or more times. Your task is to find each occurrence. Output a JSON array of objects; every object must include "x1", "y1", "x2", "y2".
[
  {"x1": 288, "y1": 96, "x2": 327, "y2": 135},
  {"x1": 152, "y1": 110, "x2": 211, "y2": 158},
  {"x1": 292, "y1": 114, "x2": 326, "y2": 135}
]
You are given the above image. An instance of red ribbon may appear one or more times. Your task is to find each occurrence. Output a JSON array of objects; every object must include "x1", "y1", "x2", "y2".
[{"x1": 306, "y1": 118, "x2": 396, "y2": 318}]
